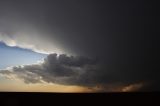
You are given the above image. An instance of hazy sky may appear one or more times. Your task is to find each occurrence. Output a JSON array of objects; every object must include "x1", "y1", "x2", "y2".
[{"x1": 0, "y1": 0, "x2": 159, "y2": 92}]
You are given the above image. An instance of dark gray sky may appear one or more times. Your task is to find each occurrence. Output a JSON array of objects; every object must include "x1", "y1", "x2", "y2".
[{"x1": 0, "y1": 0, "x2": 159, "y2": 91}]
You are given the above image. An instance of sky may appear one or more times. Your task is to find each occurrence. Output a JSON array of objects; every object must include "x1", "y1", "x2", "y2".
[
  {"x1": 0, "y1": 0, "x2": 159, "y2": 92},
  {"x1": 0, "y1": 42, "x2": 47, "y2": 69}
]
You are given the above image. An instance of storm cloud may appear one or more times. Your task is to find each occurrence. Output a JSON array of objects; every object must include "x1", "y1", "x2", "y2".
[
  {"x1": 0, "y1": 53, "x2": 158, "y2": 91},
  {"x1": 0, "y1": 54, "x2": 99, "y2": 86},
  {"x1": 0, "y1": 0, "x2": 159, "y2": 91}
]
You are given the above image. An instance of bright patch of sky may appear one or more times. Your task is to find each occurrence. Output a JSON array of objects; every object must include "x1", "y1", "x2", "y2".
[{"x1": 0, "y1": 42, "x2": 47, "y2": 69}]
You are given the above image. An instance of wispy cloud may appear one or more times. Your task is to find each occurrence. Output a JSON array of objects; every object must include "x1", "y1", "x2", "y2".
[{"x1": 0, "y1": 33, "x2": 64, "y2": 54}]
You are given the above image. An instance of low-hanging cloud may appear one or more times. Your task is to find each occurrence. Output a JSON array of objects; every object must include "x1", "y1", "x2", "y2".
[
  {"x1": 0, "y1": 53, "x2": 100, "y2": 86},
  {"x1": 0, "y1": 53, "x2": 159, "y2": 91}
]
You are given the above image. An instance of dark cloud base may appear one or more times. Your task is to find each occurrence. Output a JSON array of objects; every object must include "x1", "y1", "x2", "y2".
[{"x1": 0, "y1": 53, "x2": 159, "y2": 91}]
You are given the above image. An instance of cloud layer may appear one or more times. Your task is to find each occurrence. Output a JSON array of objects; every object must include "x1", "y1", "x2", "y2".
[
  {"x1": 0, "y1": 54, "x2": 99, "y2": 86},
  {"x1": 0, "y1": 33, "x2": 65, "y2": 54},
  {"x1": 0, "y1": 53, "x2": 159, "y2": 91}
]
